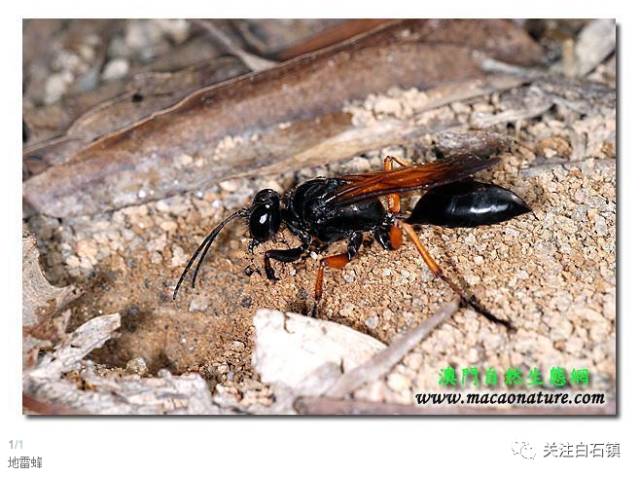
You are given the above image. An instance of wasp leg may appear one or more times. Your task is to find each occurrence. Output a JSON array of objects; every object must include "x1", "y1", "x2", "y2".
[
  {"x1": 383, "y1": 156, "x2": 404, "y2": 250},
  {"x1": 312, "y1": 231, "x2": 363, "y2": 317},
  {"x1": 399, "y1": 221, "x2": 514, "y2": 330},
  {"x1": 385, "y1": 155, "x2": 411, "y2": 168},
  {"x1": 263, "y1": 230, "x2": 311, "y2": 281},
  {"x1": 264, "y1": 246, "x2": 307, "y2": 280},
  {"x1": 374, "y1": 223, "x2": 403, "y2": 251},
  {"x1": 383, "y1": 156, "x2": 402, "y2": 213}
]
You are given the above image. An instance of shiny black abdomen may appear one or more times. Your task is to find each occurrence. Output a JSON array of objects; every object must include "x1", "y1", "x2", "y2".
[
  {"x1": 407, "y1": 180, "x2": 531, "y2": 228},
  {"x1": 285, "y1": 178, "x2": 387, "y2": 242}
]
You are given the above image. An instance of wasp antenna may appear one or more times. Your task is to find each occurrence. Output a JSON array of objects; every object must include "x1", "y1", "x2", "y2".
[{"x1": 173, "y1": 209, "x2": 247, "y2": 300}]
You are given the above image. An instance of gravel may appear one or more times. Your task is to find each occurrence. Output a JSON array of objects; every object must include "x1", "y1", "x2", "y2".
[{"x1": 25, "y1": 21, "x2": 616, "y2": 413}]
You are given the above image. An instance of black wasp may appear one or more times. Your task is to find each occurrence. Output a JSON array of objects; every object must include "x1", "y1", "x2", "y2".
[{"x1": 173, "y1": 154, "x2": 532, "y2": 329}]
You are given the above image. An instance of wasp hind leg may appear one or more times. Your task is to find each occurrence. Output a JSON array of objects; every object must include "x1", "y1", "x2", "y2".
[
  {"x1": 312, "y1": 231, "x2": 363, "y2": 318},
  {"x1": 399, "y1": 221, "x2": 514, "y2": 330}
]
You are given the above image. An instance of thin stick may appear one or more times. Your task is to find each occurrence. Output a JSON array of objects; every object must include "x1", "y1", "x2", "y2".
[
  {"x1": 324, "y1": 301, "x2": 459, "y2": 398},
  {"x1": 192, "y1": 19, "x2": 277, "y2": 72},
  {"x1": 294, "y1": 396, "x2": 616, "y2": 416}
]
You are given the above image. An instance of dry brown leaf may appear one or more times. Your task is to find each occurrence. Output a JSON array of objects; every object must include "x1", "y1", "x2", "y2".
[
  {"x1": 23, "y1": 56, "x2": 248, "y2": 176},
  {"x1": 24, "y1": 19, "x2": 544, "y2": 218}
]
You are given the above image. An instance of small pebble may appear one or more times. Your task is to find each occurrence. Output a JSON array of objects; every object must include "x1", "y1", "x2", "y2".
[
  {"x1": 170, "y1": 246, "x2": 187, "y2": 268},
  {"x1": 157, "y1": 369, "x2": 172, "y2": 378},
  {"x1": 365, "y1": 314, "x2": 379, "y2": 329},
  {"x1": 219, "y1": 180, "x2": 240, "y2": 192},
  {"x1": 466, "y1": 274, "x2": 480, "y2": 286},
  {"x1": 160, "y1": 221, "x2": 177, "y2": 233},
  {"x1": 343, "y1": 270, "x2": 356, "y2": 284},
  {"x1": 146, "y1": 234, "x2": 167, "y2": 252},
  {"x1": 589, "y1": 322, "x2": 610, "y2": 342},
  {"x1": 565, "y1": 336, "x2": 585, "y2": 354},
  {"x1": 76, "y1": 239, "x2": 98, "y2": 259},
  {"x1": 372, "y1": 96, "x2": 403, "y2": 116},
  {"x1": 149, "y1": 251, "x2": 163, "y2": 264},
  {"x1": 387, "y1": 372, "x2": 412, "y2": 392},
  {"x1": 339, "y1": 303, "x2": 356, "y2": 318},
  {"x1": 102, "y1": 58, "x2": 129, "y2": 80},
  {"x1": 548, "y1": 317, "x2": 573, "y2": 341},
  {"x1": 189, "y1": 296, "x2": 209, "y2": 312},
  {"x1": 44, "y1": 71, "x2": 73, "y2": 104},
  {"x1": 230, "y1": 341, "x2": 246, "y2": 352},
  {"x1": 65, "y1": 255, "x2": 81, "y2": 269},
  {"x1": 125, "y1": 357, "x2": 148, "y2": 375}
]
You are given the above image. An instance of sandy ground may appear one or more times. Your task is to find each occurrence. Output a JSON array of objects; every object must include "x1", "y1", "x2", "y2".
[
  {"x1": 24, "y1": 20, "x2": 616, "y2": 412},
  {"x1": 27, "y1": 80, "x2": 616, "y2": 410}
]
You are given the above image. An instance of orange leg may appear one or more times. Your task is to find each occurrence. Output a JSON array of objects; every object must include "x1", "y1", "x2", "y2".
[
  {"x1": 384, "y1": 155, "x2": 411, "y2": 168},
  {"x1": 383, "y1": 156, "x2": 402, "y2": 213},
  {"x1": 399, "y1": 222, "x2": 442, "y2": 276},
  {"x1": 312, "y1": 253, "x2": 351, "y2": 318},
  {"x1": 314, "y1": 253, "x2": 350, "y2": 302},
  {"x1": 389, "y1": 225, "x2": 403, "y2": 250},
  {"x1": 399, "y1": 222, "x2": 514, "y2": 330},
  {"x1": 383, "y1": 156, "x2": 405, "y2": 250},
  {"x1": 312, "y1": 232, "x2": 362, "y2": 317}
]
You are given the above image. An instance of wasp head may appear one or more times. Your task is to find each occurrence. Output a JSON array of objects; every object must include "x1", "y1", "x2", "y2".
[{"x1": 248, "y1": 189, "x2": 282, "y2": 243}]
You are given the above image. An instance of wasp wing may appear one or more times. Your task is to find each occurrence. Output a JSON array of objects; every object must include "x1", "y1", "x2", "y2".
[{"x1": 331, "y1": 154, "x2": 500, "y2": 206}]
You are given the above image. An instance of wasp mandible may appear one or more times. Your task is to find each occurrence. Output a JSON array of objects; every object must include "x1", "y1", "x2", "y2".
[{"x1": 173, "y1": 153, "x2": 532, "y2": 329}]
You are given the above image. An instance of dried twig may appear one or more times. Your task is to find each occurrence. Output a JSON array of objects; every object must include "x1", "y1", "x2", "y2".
[
  {"x1": 22, "y1": 228, "x2": 78, "y2": 327},
  {"x1": 294, "y1": 396, "x2": 616, "y2": 416},
  {"x1": 23, "y1": 56, "x2": 248, "y2": 176},
  {"x1": 192, "y1": 19, "x2": 277, "y2": 72},
  {"x1": 555, "y1": 19, "x2": 616, "y2": 78},
  {"x1": 22, "y1": 228, "x2": 80, "y2": 368},
  {"x1": 27, "y1": 313, "x2": 121, "y2": 380},
  {"x1": 24, "y1": 19, "x2": 544, "y2": 218},
  {"x1": 23, "y1": 313, "x2": 225, "y2": 415},
  {"x1": 480, "y1": 56, "x2": 543, "y2": 80},
  {"x1": 324, "y1": 301, "x2": 459, "y2": 398},
  {"x1": 275, "y1": 19, "x2": 393, "y2": 60},
  {"x1": 24, "y1": 369, "x2": 225, "y2": 415},
  {"x1": 521, "y1": 158, "x2": 616, "y2": 177},
  {"x1": 22, "y1": 393, "x2": 83, "y2": 415}
]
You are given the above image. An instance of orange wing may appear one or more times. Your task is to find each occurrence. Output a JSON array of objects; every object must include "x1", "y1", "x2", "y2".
[{"x1": 331, "y1": 154, "x2": 500, "y2": 206}]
